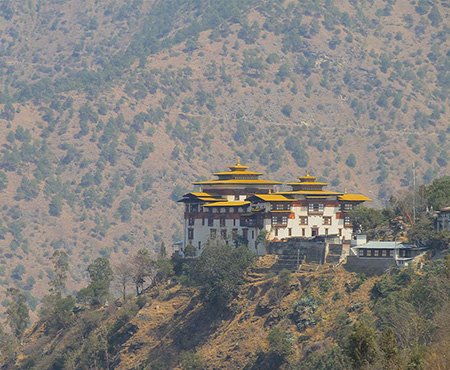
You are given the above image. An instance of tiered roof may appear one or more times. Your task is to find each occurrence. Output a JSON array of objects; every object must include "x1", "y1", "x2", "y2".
[
  {"x1": 279, "y1": 173, "x2": 371, "y2": 202},
  {"x1": 193, "y1": 159, "x2": 282, "y2": 186},
  {"x1": 285, "y1": 173, "x2": 329, "y2": 192},
  {"x1": 178, "y1": 167, "x2": 371, "y2": 206}
]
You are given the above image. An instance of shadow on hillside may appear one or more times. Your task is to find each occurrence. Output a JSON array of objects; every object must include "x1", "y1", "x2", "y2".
[{"x1": 143, "y1": 295, "x2": 236, "y2": 367}]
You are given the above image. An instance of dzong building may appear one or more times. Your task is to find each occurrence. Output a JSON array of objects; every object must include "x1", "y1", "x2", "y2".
[{"x1": 178, "y1": 161, "x2": 371, "y2": 256}]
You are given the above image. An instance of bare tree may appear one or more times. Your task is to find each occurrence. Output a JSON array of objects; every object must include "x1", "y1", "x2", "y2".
[
  {"x1": 131, "y1": 249, "x2": 157, "y2": 295},
  {"x1": 114, "y1": 260, "x2": 133, "y2": 301}
]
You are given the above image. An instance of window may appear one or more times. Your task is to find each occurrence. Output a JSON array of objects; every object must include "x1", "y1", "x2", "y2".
[
  {"x1": 276, "y1": 203, "x2": 284, "y2": 210},
  {"x1": 324, "y1": 228, "x2": 328, "y2": 235},
  {"x1": 198, "y1": 241, "x2": 201, "y2": 250},
  {"x1": 339, "y1": 229, "x2": 342, "y2": 236},
  {"x1": 233, "y1": 219, "x2": 237, "y2": 226},
  {"x1": 309, "y1": 203, "x2": 324, "y2": 212},
  {"x1": 202, "y1": 218, "x2": 205, "y2": 226},
  {"x1": 275, "y1": 228, "x2": 278, "y2": 236},
  {"x1": 344, "y1": 203, "x2": 353, "y2": 211},
  {"x1": 387, "y1": 250, "x2": 391, "y2": 257},
  {"x1": 288, "y1": 228, "x2": 292, "y2": 236},
  {"x1": 188, "y1": 228, "x2": 194, "y2": 240},
  {"x1": 220, "y1": 218, "x2": 226, "y2": 227},
  {"x1": 235, "y1": 195, "x2": 239, "y2": 200},
  {"x1": 323, "y1": 217, "x2": 332, "y2": 225},
  {"x1": 188, "y1": 217, "x2": 195, "y2": 226},
  {"x1": 344, "y1": 216, "x2": 351, "y2": 226},
  {"x1": 243, "y1": 229, "x2": 248, "y2": 239},
  {"x1": 374, "y1": 250, "x2": 379, "y2": 257},
  {"x1": 299, "y1": 217, "x2": 308, "y2": 225},
  {"x1": 210, "y1": 229, "x2": 216, "y2": 238},
  {"x1": 208, "y1": 218, "x2": 214, "y2": 227},
  {"x1": 221, "y1": 229, "x2": 227, "y2": 239},
  {"x1": 302, "y1": 228, "x2": 306, "y2": 236},
  {"x1": 382, "y1": 250, "x2": 387, "y2": 257},
  {"x1": 272, "y1": 216, "x2": 287, "y2": 225},
  {"x1": 252, "y1": 230, "x2": 255, "y2": 239}
]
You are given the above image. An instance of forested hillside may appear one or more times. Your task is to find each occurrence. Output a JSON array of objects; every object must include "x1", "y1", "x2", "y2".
[
  {"x1": 0, "y1": 0, "x2": 449, "y2": 314},
  {"x1": 3, "y1": 251, "x2": 450, "y2": 370}
]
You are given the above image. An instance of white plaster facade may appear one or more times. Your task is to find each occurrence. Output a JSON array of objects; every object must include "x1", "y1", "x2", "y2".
[{"x1": 179, "y1": 162, "x2": 371, "y2": 256}]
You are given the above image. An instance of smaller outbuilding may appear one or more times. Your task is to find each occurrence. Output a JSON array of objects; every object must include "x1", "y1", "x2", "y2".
[
  {"x1": 345, "y1": 236, "x2": 427, "y2": 275},
  {"x1": 436, "y1": 206, "x2": 450, "y2": 232}
]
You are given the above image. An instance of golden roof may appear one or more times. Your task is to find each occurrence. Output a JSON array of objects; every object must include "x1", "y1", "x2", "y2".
[
  {"x1": 212, "y1": 170, "x2": 263, "y2": 176},
  {"x1": 193, "y1": 179, "x2": 282, "y2": 185},
  {"x1": 249, "y1": 194, "x2": 293, "y2": 202},
  {"x1": 179, "y1": 192, "x2": 225, "y2": 202},
  {"x1": 203, "y1": 201, "x2": 250, "y2": 207},
  {"x1": 287, "y1": 181, "x2": 329, "y2": 186},
  {"x1": 188, "y1": 192, "x2": 214, "y2": 197},
  {"x1": 297, "y1": 173, "x2": 318, "y2": 182},
  {"x1": 338, "y1": 194, "x2": 372, "y2": 202},
  {"x1": 279, "y1": 190, "x2": 343, "y2": 195},
  {"x1": 227, "y1": 157, "x2": 249, "y2": 171}
]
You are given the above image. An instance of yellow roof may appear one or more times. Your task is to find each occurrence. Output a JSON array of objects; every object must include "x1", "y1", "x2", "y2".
[
  {"x1": 287, "y1": 182, "x2": 328, "y2": 186},
  {"x1": 187, "y1": 192, "x2": 214, "y2": 197},
  {"x1": 212, "y1": 171, "x2": 263, "y2": 176},
  {"x1": 339, "y1": 194, "x2": 372, "y2": 202},
  {"x1": 228, "y1": 158, "x2": 249, "y2": 171},
  {"x1": 250, "y1": 194, "x2": 293, "y2": 202},
  {"x1": 193, "y1": 179, "x2": 282, "y2": 185},
  {"x1": 203, "y1": 201, "x2": 250, "y2": 207},
  {"x1": 197, "y1": 197, "x2": 224, "y2": 202},
  {"x1": 279, "y1": 190, "x2": 343, "y2": 195},
  {"x1": 181, "y1": 192, "x2": 225, "y2": 200},
  {"x1": 297, "y1": 173, "x2": 318, "y2": 181}
]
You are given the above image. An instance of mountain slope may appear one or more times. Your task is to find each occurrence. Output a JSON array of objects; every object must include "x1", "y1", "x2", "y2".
[{"x1": 0, "y1": 0, "x2": 449, "y2": 313}]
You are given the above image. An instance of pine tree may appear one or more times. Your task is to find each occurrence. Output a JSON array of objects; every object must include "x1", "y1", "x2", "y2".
[{"x1": 6, "y1": 288, "x2": 29, "y2": 342}]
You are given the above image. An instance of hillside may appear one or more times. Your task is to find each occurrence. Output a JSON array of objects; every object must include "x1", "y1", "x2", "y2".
[
  {"x1": 3, "y1": 254, "x2": 450, "y2": 370},
  {"x1": 0, "y1": 0, "x2": 449, "y2": 314}
]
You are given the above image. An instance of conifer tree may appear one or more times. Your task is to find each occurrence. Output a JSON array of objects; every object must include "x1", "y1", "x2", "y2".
[
  {"x1": 50, "y1": 250, "x2": 69, "y2": 294},
  {"x1": 6, "y1": 288, "x2": 29, "y2": 342}
]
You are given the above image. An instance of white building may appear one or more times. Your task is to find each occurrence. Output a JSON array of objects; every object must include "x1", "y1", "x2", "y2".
[
  {"x1": 178, "y1": 161, "x2": 371, "y2": 256},
  {"x1": 436, "y1": 206, "x2": 450, "y2": 232}
]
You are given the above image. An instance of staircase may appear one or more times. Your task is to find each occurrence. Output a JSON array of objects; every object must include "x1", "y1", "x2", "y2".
[{"x1": 270, "y1": 254, "x2": 300, "y2": 273}]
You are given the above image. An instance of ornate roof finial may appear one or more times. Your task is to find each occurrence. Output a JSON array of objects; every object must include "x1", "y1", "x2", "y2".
[
  {"x1": 237, "y1": 156, "x2": 241, "y2": 165},
  {"x1": 344, "y1": 188, "x2": 348, "y2": 194},
  {"x1": 306, "y1": 171, "x2": 309, "y2": 176}
]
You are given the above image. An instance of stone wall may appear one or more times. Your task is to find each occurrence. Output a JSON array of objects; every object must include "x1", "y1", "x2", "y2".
[
  {"x1": 344, "y1": 256, "x2": 395, "y2": 276},
  {"x1": 268, "y1": 236, "x2": 341, "y2": 264}
]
